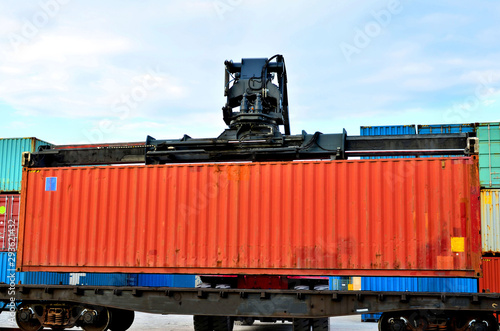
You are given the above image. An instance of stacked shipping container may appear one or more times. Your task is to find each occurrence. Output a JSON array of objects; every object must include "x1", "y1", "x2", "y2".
[
  {"x1": 477, "y1": 122, "x2": 500, "y2": 188},
  {"x1": 418, "y1": 124, "x2": 476, "y2": 158},
  {"x1": 0, "y1": 138, "x2": 52, "y2": 193},
  {"x1": 360, "y1": 125, "x2": 416, "y2": 159},
  {"x1": 477, "y1": 123, "x2": 500, "y2": 293},
  {"x1": 418, "y1": 124, "x2": 476, "y2": 134},
  {"x1": 1, "y1": 139, "x2": 49, "y2": 285},
  {"x1": 479, "y1": 257, "x2": 500, "y2": 293}
]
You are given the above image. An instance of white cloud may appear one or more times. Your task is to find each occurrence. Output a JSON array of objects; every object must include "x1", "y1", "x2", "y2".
[
  {"x1": 5, "y1": 33, "x2": 132, "y2": 63},
  {"x1": 419, "y1": 13, "x2": 470, "y2": 26},
  {"x1": 359, "y1": 62, "x2": 434, "y2": 84}
]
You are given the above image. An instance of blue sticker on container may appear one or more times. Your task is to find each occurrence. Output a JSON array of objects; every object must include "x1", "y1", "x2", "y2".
[{"x1": 45, "y1": 177, "x2": 57, "y2": 191}]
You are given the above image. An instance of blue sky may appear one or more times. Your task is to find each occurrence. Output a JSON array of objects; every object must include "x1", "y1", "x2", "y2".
[{"x1": 1, "y1": 0, "x2": 499, "y2": 145}]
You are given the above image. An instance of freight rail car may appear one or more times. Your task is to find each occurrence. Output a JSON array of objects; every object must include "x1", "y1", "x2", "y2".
[{"x1": 2, "y1": 56, "x2": 495, "y2": 331}]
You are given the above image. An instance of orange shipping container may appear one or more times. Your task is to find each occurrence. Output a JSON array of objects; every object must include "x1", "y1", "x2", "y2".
[
  {"x1": 479, "y1": 257, "x2": 500, "y2": 292},
  {"x1": 17, "y1": 157, "x2": 481, "y2": 277}
]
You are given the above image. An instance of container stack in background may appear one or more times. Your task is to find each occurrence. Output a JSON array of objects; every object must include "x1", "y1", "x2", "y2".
[
  {"x1": 477, "y1": 122, "x2": 500, "y2": 293},
  {"x1": 358, "y1": 122, "x2": 500, "y2": 322},
  {"x1": 418, "y1": 124, "x2": 476, "y2": 158},
  {"x1": 360, "y1": 125, "x2": 416, "y2": 159},
  {"x1": 1, "y1": 138, "x2": 52, "y2": 284},
  {"x1": 0, "y1": 137, "x2": 195, "y2": 287}
]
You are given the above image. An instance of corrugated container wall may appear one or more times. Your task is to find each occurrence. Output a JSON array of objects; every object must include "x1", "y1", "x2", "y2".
[
  {"x1": 481, "y1": 190, "x2": 500, "y2": 253},
  {"x1": 17, "y1": 271, "x2": 70, "y2": 285},
  {"x1": 417, "y1": 124, "x2": 475, "y2": 158},
  {"x1": 418, "y1": 124, "x2": 476, "y2": 134},
  {"x1": 17, "y1": 158, "x2": 482, "y2": 277},
  {"x1": 0, "y1": 251, "x2": 15, "y2": 284},
  {"x1": 137, "y1": 274, "x2": 196, "y2": 287},
  {"x1": 477, "y1": 123, "x2": 500, "y2": 188},
  {"x1": 0, "y1": 194, "x2": 19, "y2": 251},
  {"x1": 479, "y1": 257, "x2": 500, "y2": 293},
  {"x1": 360, "y1": 125, "x2": 417, "y2": 136},
  {"x1": 360, "y1": 125, "x2": 416, "y2": 159},
  {"x1": 0, "y1": 138, "x2": 52, "y2": 192},
  {"x1": 361, "y1": 276, "x2": 478, "y2": 321},
  {"x1": 1, "y1": 252, "x2": 133, "y2": 285},
  {"x1": 68, "y1": 273, "x2": 134, "y2": 286}
]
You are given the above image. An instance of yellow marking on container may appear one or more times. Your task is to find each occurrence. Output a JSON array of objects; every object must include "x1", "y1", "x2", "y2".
[
  {"x1": 484, "y1": 195, "x2": 492, "y2": 204},
  {"x1": 451, "y1": 237, "x2": 465, "y2": 252},
  {"x1": 0, "y1": 206, "x2": 5, "y2": 214}
]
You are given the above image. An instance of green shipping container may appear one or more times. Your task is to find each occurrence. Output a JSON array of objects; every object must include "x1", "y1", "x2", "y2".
[
  {"x1": 0, "y1": 138, "x2": 53, "y2": 192},
  {"x1": 477, "y1": 123, "x2": 500, "y2": 188}
]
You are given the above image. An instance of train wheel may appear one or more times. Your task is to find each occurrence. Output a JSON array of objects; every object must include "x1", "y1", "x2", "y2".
[
  {"x1": 212, "y1": 316, "x2": 233, "y2": 331},
  {"x1": 81, "y1": 307, "x2": 111, "y2": 331},
  {"x1": 193, "y1": 315, "x2": 213, "y2": 331},
  {"x1": 311, "y1": 318, "x2": 330, "y2": 330},
  {"x1": 479, "y1": 313, "x2": 498, "y2": 331},
  {"x1": 408, "y1": 312, "x2": 429, "y2": 331},
  {"x1": 378, "y1": 313, "x2": 391, "y2": 331},
  {"x1": 108, "y1": 309, "x2": 135, "y2": 331},
  {"x1": 16, "y1": 305, "x2": 42, "y2": 331},
  {"x1": 378, "y1": 313, "x2": 407, "y2": 331},
  {"x1": 293, "y1": 318, "x2": 311, "y2": 331}
]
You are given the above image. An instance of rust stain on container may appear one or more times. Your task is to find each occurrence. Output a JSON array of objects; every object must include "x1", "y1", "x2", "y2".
[{"x1": 17, "y1": 158, "x2": 481, "y2": 277}]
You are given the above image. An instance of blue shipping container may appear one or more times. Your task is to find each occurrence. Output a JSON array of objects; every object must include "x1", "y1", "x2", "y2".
[
  {"x1": 477, "y1": 122, "x2": 500, "y2": 188},
  {"x1": 361, "y1": 277, "x2": 478, "y2": 322},
  {"x1": 360, "y1": 125, "x2": 416, "y2": 159},
  {"x1": 329, "y1": 276, "x2": 351, "y2": 290},
  {"x1": 137, "y1": 274, "x2": 196, "y2": 287},
  {"x1": 360, "y1": 125, "x2": 417, "y2": 136},
  {"x1": 1, "y1": 253, "x2": 69, "y2": 285},
  {"x1": 418, "y1": 123, "x2": 476, "y2": 158},
  {"x1": 1, "y1": 253, "x2": 134, "y2": 286},
  {"x1": 329, "y1": 276, "x2": 341, "y2": 290},
  {"x1": 0, "y1": 251, "x2": 15, "y2": 284},
  {"x1": 418, "y1": 123, "x2": 475, "y2": 134},
  {"x1": 17, "y1": 272, "x2": 70, "y2": 285},
  {"x1": 69, "y1": 273, "x2": 133, "y2": 286},
  {"x1": 0, "y1": 138, "x2": 52, "y2": 192}
]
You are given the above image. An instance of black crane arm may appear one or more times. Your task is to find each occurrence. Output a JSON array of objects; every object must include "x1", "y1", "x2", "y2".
[{"x1": 23, "y1": 56, "x2": 478, "y2": 168}]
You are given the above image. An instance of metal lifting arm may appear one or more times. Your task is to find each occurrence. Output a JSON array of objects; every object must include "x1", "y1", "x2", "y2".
[{"x1": 22, "y1": 56, "x2": 478, "y2": 168}]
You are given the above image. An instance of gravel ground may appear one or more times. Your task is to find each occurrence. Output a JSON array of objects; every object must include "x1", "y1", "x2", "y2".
[{"x1": 0, "y1": 312, "x2": 378, "y2": 330}]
